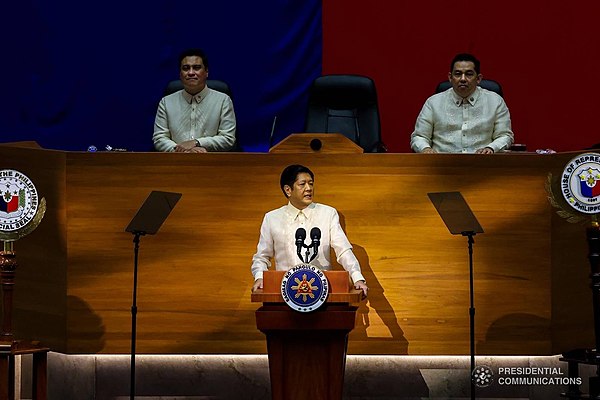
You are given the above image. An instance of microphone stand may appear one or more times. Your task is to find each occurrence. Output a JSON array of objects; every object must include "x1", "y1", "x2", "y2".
[
  {"x1": 462, "y1": 230, "x2": 476, "y2": 400},
  {"x1": 296, "y1": 228, "x2": 320, "y2": 264},
  {"x1": 130, "y1": 231, "x2": 145, "y2": 400},
  {"x1": 297, "y1": 245, "x2": 304, "y2": 264},
  {"x1": 302, "y1": 243, "x2": 319, "y2": 264},
  {"x1": 310, "y1": 241, "x2": 319, "y2": 263}
]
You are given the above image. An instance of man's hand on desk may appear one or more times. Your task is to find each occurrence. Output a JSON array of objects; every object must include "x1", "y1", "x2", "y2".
[
  {"x1": 252, "y1": 278, "x2": 264, "y2": 293},
  {"x1": 174, "y1": 140, "x2": 197, "y2": 152},
  {"x1": 187, "y1": 146, "x2": 207, "y2": 153},
  {"x1": 355, "y1": 280, "x2": 368, "y2": 299},
  {"x1": 422, "y1": 147, "x2": 437, "y2": 154},
  {"x1": 475, "y1": 147, "x2": 494, "y2": 154}
]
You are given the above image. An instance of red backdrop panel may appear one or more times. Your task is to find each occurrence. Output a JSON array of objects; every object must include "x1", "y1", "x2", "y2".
[{"x1": 322, "y1": 0, "x2": 600, "y2": 153}]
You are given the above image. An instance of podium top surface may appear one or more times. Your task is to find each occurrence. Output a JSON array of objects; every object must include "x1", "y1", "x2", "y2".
[{"x1": 251, "y1": 289, "x2": 363, "y2": 304}]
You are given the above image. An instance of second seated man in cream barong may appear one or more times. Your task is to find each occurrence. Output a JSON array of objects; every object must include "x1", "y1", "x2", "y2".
[{"x1": 410, "y1": 53, "x2": 514, "y2": 154}]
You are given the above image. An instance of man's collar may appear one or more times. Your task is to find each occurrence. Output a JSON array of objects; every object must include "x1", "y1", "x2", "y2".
[
  {"x1": 285, "y1": 202, "x2": 316, "y2": 220},
  {"x1": 450, "y1": 86, "x2": 481, "y2": 107},
  {"x1": 181, "y1": 85, "x2": 209, "y2": 104}
]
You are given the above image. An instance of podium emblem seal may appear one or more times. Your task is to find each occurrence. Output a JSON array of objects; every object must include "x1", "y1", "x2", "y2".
[
  {"x1": 0, "y1": 169, "x2": 46, "y2": 240},
  {"x1": 281, "y1": 264, "x2": 329, "y2": 312}
]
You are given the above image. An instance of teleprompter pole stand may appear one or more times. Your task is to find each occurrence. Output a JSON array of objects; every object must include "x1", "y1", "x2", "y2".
[
  {"x1": 462, "y1": 231, "x2": 476, "y2": 400},
  {"x1": 585, "y1": 223, "x2": 600, "y2": 399},
  {"x1": 129, "y1": 231, "x2": 144, "y2": 400},
  {"x1": 124, "y1": 190, "x2": 181, "y2": 400},
  {"x1": 589, "y1": 224, "x2": 600, "y2": 362},
  {"x1": 560, "y1": 222, "x2": 600, "y2": 400},
  {"x1": 427, "y1": 192, "x2": 484, "y2": 400},
  {"x1": 589, "y1": 223, "x2": 600, "y2": 399}
]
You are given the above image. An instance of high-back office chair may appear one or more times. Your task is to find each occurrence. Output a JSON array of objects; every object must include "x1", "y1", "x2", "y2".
[
  {"x1": 162, "y1": 79, "x2": 241, "y2": 151},
  {"x1": 435, "y1": 79, "x2": 504, "y2": 97},
  {"x1": 304, "y1": 74, "x2": 386, "y2": 153}
]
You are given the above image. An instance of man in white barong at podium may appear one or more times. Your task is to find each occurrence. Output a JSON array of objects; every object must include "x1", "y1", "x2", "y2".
[{"x1": 250, "y1": 164, "x2": 368, "y2": 297}]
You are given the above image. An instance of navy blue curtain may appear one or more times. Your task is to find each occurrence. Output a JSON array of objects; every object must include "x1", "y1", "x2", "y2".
[{"x1": 1, "y1": 1, "x2": 322, "y2": 152}]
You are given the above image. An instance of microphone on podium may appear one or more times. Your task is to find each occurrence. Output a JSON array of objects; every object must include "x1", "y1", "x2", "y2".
[
  {"x1": 309, "y1": 227, "x2": 321, "y2": 262},
  {"x1": 295, "y1": 228, "x2": 306, "y2": 262}
]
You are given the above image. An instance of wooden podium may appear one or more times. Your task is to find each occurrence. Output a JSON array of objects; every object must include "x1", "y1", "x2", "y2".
[
  {"x1": 252, "y1": 271, "x2": 362, "y2": 400},
  {"x1": 269, "y1": 133, "x2": 363, "y2": 154}
]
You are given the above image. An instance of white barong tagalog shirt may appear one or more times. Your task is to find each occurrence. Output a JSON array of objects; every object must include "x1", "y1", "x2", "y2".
[
  {"x1": 251, "y1": 202, "x2": 365, "y2": 284},
  {"x1": 410, "y1": 87, "x2": 514, "y2": 153},
  {"x1": 153, "y1": 85, "x2": 236, "y2": 152}
]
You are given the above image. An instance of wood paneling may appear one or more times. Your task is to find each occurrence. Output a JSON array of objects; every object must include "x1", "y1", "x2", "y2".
[{"x1": 0, "y1": 144, "x2": 595, "y2": 355}]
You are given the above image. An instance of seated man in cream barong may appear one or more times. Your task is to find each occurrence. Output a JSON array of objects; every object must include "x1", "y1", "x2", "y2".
[
  {"x1": 250, "y1": 164, "x2": 368, "y2": 297},
  {"x1": 153, "y1": 48, "x2": 236, "y2": 153},
  {"x1": 410, "y1": 53, "x2": 514, "y2": 154}
]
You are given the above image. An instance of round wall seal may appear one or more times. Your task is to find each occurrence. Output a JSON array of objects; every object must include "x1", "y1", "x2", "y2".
[
  {"x1": 0, "y1": 169, "x2": 40, "y2": 232},
  {"x1": 561, "y1": 153, "x2": 600, "y2": 215},
  {"x1": 281, "y1": 264, "x2": 329, "y2": 312}
]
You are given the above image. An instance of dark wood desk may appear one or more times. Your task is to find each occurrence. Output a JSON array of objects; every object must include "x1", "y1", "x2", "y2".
[
  {"x1": 0, "y1": 341, "x2": 48, "y2": 400},
  {"x1": 0, "y1": 142, "x2": 594, "y2": 356}
]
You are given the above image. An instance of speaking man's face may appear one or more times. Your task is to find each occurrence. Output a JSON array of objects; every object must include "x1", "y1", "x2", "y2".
[
  {"x1": 448, "y1": 61, "x2": 481, "y2": 99},
  {"x1": 285, "y1": 173, "x2": 314, "y2": 210},
  {"x1": 180, "y1": 56, "x2": 208, "y2": 95}
]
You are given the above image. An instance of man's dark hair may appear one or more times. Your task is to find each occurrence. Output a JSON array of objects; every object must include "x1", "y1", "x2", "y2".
[
  {"x1": 178, "y1": 48, "x2": 209, "y2": 70},
  {"x1": 450, "y1": 53, "x2": 480, "y2": 74},
  {"x1": 280, "y1": 165, "x2": 314, "y2": 197}
]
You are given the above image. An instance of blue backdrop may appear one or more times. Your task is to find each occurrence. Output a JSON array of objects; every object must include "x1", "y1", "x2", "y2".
[{"x1": 1, "y1": 1, "x2": 322, "y2": 152}]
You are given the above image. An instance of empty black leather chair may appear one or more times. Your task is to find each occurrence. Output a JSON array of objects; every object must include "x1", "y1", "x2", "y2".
[
  {"x1": 435, "y1": 79, "x2": 503, "y2": 97},
  {"x1": 304, "y1": 74, "x2": 385, "y2": 153}
]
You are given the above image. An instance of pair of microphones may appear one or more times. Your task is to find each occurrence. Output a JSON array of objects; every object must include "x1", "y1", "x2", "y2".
[{"x1": 295, "y1": 227, "x2": 321, "y2": 263}]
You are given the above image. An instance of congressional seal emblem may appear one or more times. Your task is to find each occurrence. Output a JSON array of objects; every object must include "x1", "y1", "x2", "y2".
[
  {"x1": 281, "y1": 264, "x2": 329, "y2": 312},
  {"x1": 561, "y1": 153, "x2": 600, "y2": 214},
  {"x1": 0, "y1": 169, "x2": 46, "y2": 241},
  {"x1": 547, "y1": 152, "x2": 600, "y2": 223}
]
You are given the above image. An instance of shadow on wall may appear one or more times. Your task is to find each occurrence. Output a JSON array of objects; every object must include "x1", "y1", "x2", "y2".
[
  {"x1": 66, "y1": 295, "x2": 106, "y2": 353},
  {"x1": 351, "y1": 243, "x2": 410, "y2": 354},
  {"x1": 337, "y1": 211, "x2": 409, "y2": 354},
  {"x1": 477, "y1": 313, "x2": 550, "y2": 355}
]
